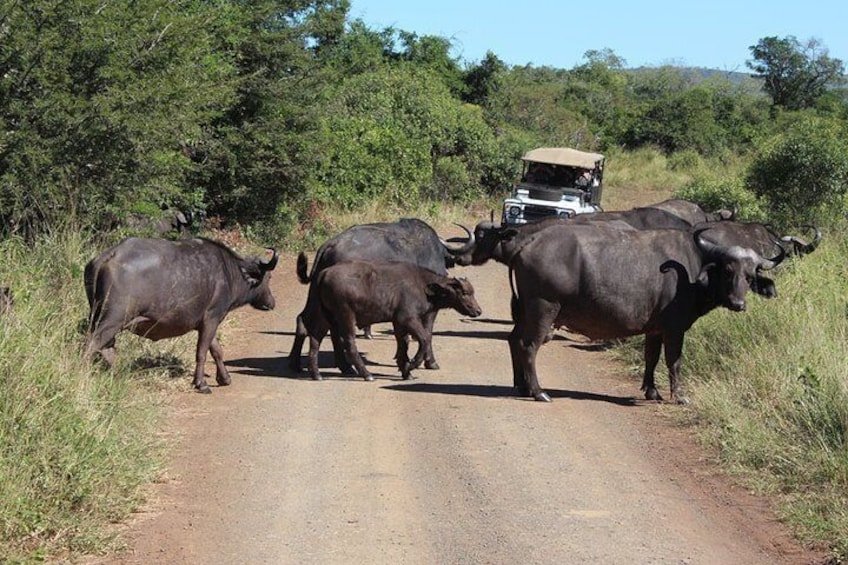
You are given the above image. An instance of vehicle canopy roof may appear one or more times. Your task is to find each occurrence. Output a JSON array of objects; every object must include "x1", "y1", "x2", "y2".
[{"x1": 521, "y1": 147, "x2": 604, "y2": 170}]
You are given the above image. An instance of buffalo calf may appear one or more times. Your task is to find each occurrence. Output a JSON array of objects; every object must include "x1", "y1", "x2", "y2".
[{"x1": 305, "y1": 261, "x2": 482, "y2": 381}]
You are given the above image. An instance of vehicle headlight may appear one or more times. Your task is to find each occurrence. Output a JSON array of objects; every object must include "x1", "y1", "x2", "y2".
[
  {"x1": 558, "y1": 210, "x2": 575, "y2": 218},
  {"x1": 507, "y1": 206, "x2": 522, "y2": 217}
]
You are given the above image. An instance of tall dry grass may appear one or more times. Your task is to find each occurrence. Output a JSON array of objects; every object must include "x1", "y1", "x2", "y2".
[{"x1": 0, "y1": 232, "x2": 192, "y2": 561}]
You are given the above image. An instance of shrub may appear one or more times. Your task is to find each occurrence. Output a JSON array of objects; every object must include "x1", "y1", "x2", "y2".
[
  {"x1": 676, "y1": 176, "x2": 768, "y2": 221},
  {"x1": 746, "y1": 116, "x2": 848, "y2": 228}
]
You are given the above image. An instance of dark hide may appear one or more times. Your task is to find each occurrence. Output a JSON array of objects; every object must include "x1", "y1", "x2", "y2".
[
  {"x1": 450, "y1": 222, "x2": 781, "y2": 403},
  {"x1": 84, "y1": 237, "x2": 278, "y2": 393},
  {"x1": 289, "y1": 218, "x2": 456, "y2": 372},
  {"x1": 304, "y1": 261, "x2": 482, "y2": 381}
]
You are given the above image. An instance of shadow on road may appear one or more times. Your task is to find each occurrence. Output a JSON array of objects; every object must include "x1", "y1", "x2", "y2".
[
  {"x1": 227, "y1": 351, "x2": 405, "y2": 381},
  {"x1": 381, "y1": 382, "x2": 639, "y2": 406}
]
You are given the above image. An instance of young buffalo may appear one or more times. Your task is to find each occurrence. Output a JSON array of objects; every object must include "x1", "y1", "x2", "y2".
[{"x1": 305, "y1": 261, "x2": 482, "y2": 381}]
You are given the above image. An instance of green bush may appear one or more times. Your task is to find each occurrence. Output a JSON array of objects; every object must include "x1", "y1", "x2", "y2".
[
  {"x1": 746, "y1": 116, "x2": 848, "y2": 228},
  {"x1": 676, "y1": 176, "x2": 768, "y2": 221}
]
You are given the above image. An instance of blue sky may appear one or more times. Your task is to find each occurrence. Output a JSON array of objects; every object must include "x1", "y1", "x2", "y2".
[{"x1": 348, "y1": 0, "x2": 848, "y2": 71}]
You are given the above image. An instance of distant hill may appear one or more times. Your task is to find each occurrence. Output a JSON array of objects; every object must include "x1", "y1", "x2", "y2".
[{"x1": 628, "y1": 65, "x2": 764, "y2": 93}]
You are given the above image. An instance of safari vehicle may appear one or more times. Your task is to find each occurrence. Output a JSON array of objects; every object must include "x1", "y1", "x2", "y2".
[{"x1": 501, "y1": 147, "x2": 604, "y2": 225}]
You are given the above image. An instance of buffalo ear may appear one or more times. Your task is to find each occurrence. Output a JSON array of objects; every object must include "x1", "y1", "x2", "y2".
[
  {"x1": 425, "y1": 281, "x2": 449, "y2": 299},
  {"x1": 501, "y1": 227, "x2": 520, "y2": 242},
  {"x1": 752, "y1": 275, "x2": 777, "y2": 298},
  {"x1": 239, "y1": 262, "x2": 264, "y2": 287}
]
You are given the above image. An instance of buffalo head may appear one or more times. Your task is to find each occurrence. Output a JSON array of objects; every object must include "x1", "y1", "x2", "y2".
[
  {"x1": 694, "y1": 230, "x2": 784, "y2": 312},
  {"x1": 241, "y1": 248, "x2": 279, "y2": 310},
  {"x1": 444, "y1": 221, "x2": 521, "y2": 266},
  {"x1": 426, "y1": 277, "x2": 483, "y2": 318}
]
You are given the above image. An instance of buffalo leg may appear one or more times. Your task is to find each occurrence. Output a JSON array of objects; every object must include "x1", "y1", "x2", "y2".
[
  {"x1": 421, "y1": 311, "x2": 439, "y2": 370},
  {"x1": 305, "y1": 317, "x2": 331, "y2": 381},
  {"x1": 85, "y1": 332, "x2": 118, "y2": 367},
  {"x1": 210, "y1": 336, "x2": 231, "y2": 386},
  {"x1": 662, "y1": 332, "x2": 689, "y2": 404},
  {"x1": 393, "y1": 328, "x2": 412, "y2": 379},
  {"x1": 337, "y1": 317, "x2": 372, "y2": 381},
  {"x1": 396, "y1": 318, "x2": 429, "y2": 380},
  {"x1": 641, "y1": 334, "x2": 663, "y2": 401},
  {"x1": 329, "y1": 328, "x2": 355, "y2": 375},
  {"x1": 288, "y1": 313, "x2": 307, "y2": 371},
  {"x1": 84, "y1": 313, "x2": 121, "y2": 367},
  {"x1": 509, "y1": 297, "x2": 558, "y2": 402},
  {"x1": 193, "y1": 323, "x2": 219, "y2": 393}
]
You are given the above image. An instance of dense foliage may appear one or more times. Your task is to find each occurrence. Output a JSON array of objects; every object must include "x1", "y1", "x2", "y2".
[{"x1": 2, "y1": 1, "x2": 845, "y2": 240}]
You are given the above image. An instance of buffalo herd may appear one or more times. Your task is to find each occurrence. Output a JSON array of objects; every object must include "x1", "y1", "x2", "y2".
[{"x1": 81, "y1": 199, "x2": 821, "y2": 402}]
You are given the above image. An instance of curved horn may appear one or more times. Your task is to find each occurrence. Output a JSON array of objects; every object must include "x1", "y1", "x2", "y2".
[
  {"x1": 757, "y1": 241, "x2": 786, "y2": 271},
  {"x1": 779, "y1": 225, "x2": 822, "y2": 256},
  {"x1": 798, "y1": 225, "x2": 822, "y2": 254},
  {"x1": 693, "y1": 228, "x2": 722, "y2": 257},
  {"x1": 260, "y1": 248, "x2": 279, "y2": 271},
  {"x1": 442, "y1": 223, "x2": 475, "y2": 256}
]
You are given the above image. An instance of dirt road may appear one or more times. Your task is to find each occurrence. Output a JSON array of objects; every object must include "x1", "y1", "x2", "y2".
[{"x1": 101, "y1": 255, "x2": 824, "y2": 565}]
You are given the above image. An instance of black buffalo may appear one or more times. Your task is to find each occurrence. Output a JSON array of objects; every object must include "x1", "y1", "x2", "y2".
[
  {"x1": 84, "y1": 237, "x2": 278, "y2": 393},
  {"x1": 570, "y1": 198, "x2": 734, "y2": 230},
  {"x1": 289, "y1": 218, "x2": 456, "y2": 372},
  {"x1": 694, "y1": 221, "x2": 821, "y2": 259},
  {"x1": 449, "y1": 222, "x2": 783, "y2": 403},
  {"x1": 304, "y1": 260, "x2": 482, "y2": 381}
]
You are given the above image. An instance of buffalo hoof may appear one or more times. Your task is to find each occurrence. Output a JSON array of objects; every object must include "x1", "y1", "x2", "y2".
[
  {"x1": 195, "y1": 384, "x2": 212, "y2": 394},
  {"x1": 364, "y1": 374, "x2": 374, "y2": 382},
  {"x1": 216, "y1": 375, "x2": 231, "y2": 386},
  {"x1": 534, "y1": 391, "x2": 552, "y2": 402},
  {"x1": 402, "y1": 373, "x2": 417, "y2": 381},
  {"x1": 424, "y1": 360, "x2": 440, "y2": 370},
  {"x1": 644, "y1": 388, "x2": 663, "y2": 402},
  {"x1": 310, "y1": 373, "x2": 323, "y2": 381}
]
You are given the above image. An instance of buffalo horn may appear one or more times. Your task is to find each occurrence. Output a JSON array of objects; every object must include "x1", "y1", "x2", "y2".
[
  {"x1": 797, "y1": 225, "x2": 823, "y2": 254},
  {"x1": 442, "y1": 223, "x2": 475, "y2": 255},
  {"x1": 693, "y1": 228, "x2": 722, "y2": 257},
  {"x1": 757, "y1": 242, "x2": 786, "y2": 271},
  {"x1": 260, "y1": 248, "x2": 279, "y2": 271}
]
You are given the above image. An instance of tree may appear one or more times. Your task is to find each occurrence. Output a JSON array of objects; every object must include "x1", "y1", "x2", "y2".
[
  {"x1": 747, "y1": 36, "x2": 846, "y2": 110},
  {"x1": 0, "y1": 0, "x2": 240, "y2": 236},
  {"x1": 463, "y1": 51, "x2": 507, "y2": 107},
  {"x1": 746, "y1": 116, "x2": 848, "y2": 226}
]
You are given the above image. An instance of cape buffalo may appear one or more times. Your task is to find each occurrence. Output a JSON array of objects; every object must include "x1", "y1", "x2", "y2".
[
  {"x1": 305, "y1": 261, "x2": 482, "y2": 381},
  {"x1": 449, "y1": 222, "x2": 783, "y2": 403},
  {"x1": 84, "y1": 237, "x2": 278, "y2": 393},
  {"x1": 289, "y1": 218, "x2": 456, "y2": 373}
]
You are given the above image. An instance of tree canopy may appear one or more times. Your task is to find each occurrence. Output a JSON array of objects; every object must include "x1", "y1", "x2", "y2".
[
  {"x1": 1, "y1": 2, "x2": 846, "y2": 238},
  {"x1": 747, "y1": 35, "x2": 846, "y2": 110}
]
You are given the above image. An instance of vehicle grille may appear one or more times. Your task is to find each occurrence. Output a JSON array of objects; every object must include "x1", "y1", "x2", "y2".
[{"x1": 523, "y1": 205, "x2": 561, "y2": 222}]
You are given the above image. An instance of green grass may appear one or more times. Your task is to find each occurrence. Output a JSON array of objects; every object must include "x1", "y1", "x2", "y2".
[{"x1": 0, "y1": 232, "x2": 193, "y2": 562}]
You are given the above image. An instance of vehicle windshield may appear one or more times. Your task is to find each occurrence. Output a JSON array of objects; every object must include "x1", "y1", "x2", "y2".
[{"x1": 522, "y1": 162, "x2": 587, "y2": 188}]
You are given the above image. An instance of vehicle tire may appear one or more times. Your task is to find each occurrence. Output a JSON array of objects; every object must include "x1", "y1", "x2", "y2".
[{"x1": 528, "y1": 187, "x2": 562, "y2": 201}]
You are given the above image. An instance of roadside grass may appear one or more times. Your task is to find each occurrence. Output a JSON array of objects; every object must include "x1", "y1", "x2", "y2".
[
  {"x1": 617, "y1": 228, "x2": 848, "y2": 559},
  {"x1": 0, "y1": 232, "x2": 193, "y2": 562}
]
